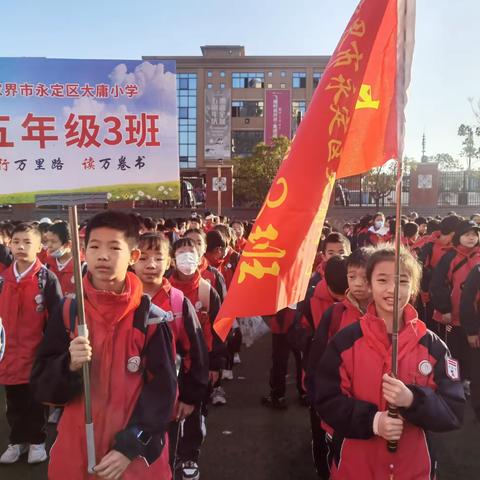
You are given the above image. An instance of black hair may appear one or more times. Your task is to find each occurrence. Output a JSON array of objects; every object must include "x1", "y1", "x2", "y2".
[
  {"x1": 324, "y1": 255, "x2": 349, "y2": 296},
  {"x1": 138, "y1": 232, "x2": 171, "y2": 255},
  {"x1": 12, "y1": 223, "x2": 42, "y2": 241},
  {"x1": 47, "y1": 221, "x2": 71, "y2": 245},
  {"x1": 346, "y1": 247, "x2": 374, "y2": 270},
  {"x1": 439, "y1": 215, "x2": 461, "y2": 235},
  {"x1": 85, "y1": 211, "x2": 140, "y2": 248},
  {"x1": 206, "y1": 229, "x2": 227, "y2": 252},
  {"x1": 403, "y1": 222, "x2": 419, "y2": 239},
  {"x1": 426, "y1": 219, "x2": 440, "y2": 234},
  {"x1": 143, "y1": 217, "x2": 157, "y2": 231},
  {"x1": 164, "y1": 218, "x2": 178, "y2": 230},
  {"x1": 322, "y1": 232, "x2": 350, "y2": 254},
  {"x1": 172, "y1": 237, "x2": 196, "y2": 256},
  {"x1": 0, "y1": 222, "x2": 14, "y2": 239},
  {"x1": 388, "y1": 218, "x2": 406, "y2": 235}
]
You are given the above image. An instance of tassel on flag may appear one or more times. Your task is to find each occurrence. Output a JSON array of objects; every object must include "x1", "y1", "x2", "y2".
[{"x1": 214, "y1": 0, "x2": 416, "y2": 340}]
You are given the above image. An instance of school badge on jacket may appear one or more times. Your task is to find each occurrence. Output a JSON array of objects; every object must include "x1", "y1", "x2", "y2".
[{"x1": 446, "y1": 358, "x2": 460, "y2": 380}]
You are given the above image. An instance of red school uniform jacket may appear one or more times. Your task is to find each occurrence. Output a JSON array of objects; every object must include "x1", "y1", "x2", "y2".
[
  {"x1": 170, "y1": 270, "x2": 226, "y2": 371},
  {"x1": 234, "y1": 236, "x2": 247, "y2": 253},
  {"x1": 430, "y1": 245, "x2": 480, "y2": 326},
  {"x1": 150, "y1": 278, "x2": 209, "y2": 406},
  {"x1": 306, "y1": 291, "x2": 365, "y2": 399},
  {"x1": 45, "y1": 256, "x2": 76, "y2": 296},
  {"x1": 198, "y1": 256, "x2": 227, "y2": 302},
  {"x1": 312, "y1": 304, "x2": 464, "y2": 480},
  {"x1": 0, "y1": 244, "x2": 13, "y2": 274},
  {"x1": 0, "y1": 259, "x2": 62, "y2": 385},
  {"x1": 205, "y1": 247, "x2": 240, "y2": 290},
  {"x1": 31, "y1": 272, "x2": 177, "y2": 480}
]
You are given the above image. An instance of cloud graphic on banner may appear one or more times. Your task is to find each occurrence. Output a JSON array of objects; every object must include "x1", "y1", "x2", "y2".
[{"x1": 109, "y1": 62, "x2": 177, "y2": 114}]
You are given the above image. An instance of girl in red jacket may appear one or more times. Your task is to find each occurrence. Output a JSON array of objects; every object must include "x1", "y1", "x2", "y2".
[{"x1": 312, "y1": 246, "x2": 464, "y2": 480}]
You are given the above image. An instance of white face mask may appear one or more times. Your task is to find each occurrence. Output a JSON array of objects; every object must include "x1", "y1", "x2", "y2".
[
  {"x1": 51, "y1": 247, "x2": 70, "y2": 259},
  {"x1": 175, "y1": 252, "x2": 198, "y2": 276},
  {"x1": 374, "y1": 220, "x2": 384, "y2": 230}
]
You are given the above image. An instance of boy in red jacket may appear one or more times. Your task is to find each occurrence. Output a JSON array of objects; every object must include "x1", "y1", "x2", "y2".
[
  {"x1": 31, "y1": 211, "x2": 177, "y2": 480},
  {"x1": 0, "y1": 223, "x2": 62, "y2": 464},
  {"x1": 305, "y1": 248, "x2": 372, "y2": 478},
  {"x1": 44, "y1": 221, "x2": 76, "y2": 296}
]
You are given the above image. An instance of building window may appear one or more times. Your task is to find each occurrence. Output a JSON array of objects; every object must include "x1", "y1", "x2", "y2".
[
  {"x1": 207, "y1": 83, "x2": 213, "y2": 89},
  {"x1": 292, "y1": 100, "x2": 306, "y2": 136},
  {"x1": 207, "y1": 71, "x2": 213, "y2": 77},
  {"x1": 280, "y1": 71, "x2": 286, "y2": 77},
  {"x1": 176, "y1": 73, "x2": 197, "y2": 169},
  {"x1": 268, "y1": 71, "x2": 273, "y2": 77},
  {"x1": 313, "y1": 72, "x2": 322, "y2": 88},
  {"x1": 220, "y1": 83, "x2": 225, "y2": 89},
  {"x1": 232, "y1": 72, "x2": 265, "y2": 89},
  {"x1": 232, "y1": 130, "x2": 264, "y2": 156},
  {"x1": 220, "y1": 71, "x2": 225, "y2": 77},
  {"x1": 232, "y1": 101, "x2": 264, "y2": 118},
  {"x1": 267, "y1": 83, "x2": 273, "y2": 89},
  {"x1": 280, "y1": 83, "x2": 286, "y2": 89},
  {"x1": 292, "y1": 72, "x2": 307, "y2": 88}
]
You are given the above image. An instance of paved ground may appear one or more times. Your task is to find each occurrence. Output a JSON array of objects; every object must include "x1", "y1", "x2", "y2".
[{"x1": 1, "y1": 334, "x2": 480, "y2": 479}]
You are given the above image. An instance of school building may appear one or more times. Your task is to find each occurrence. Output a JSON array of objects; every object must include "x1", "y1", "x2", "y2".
[{"x1": 144, "y1": 45, "x2": 330, "y2": 210}]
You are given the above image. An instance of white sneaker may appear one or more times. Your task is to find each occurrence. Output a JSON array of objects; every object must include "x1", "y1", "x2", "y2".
[
  {"x1": 28, "y1": 443, "x2": 47, "y2": 464},
  {"x1": 233, "y1": 353, "x2": 241, "y2": 364},
  {"x1": 211, "y1": 386, "x2": 227, "y2": 406},
  {"x1": 222, "y1": 369, "x2": 234, "y2": 381},
  {"x1": 0, "y1": 443, "x2": 28, "y2": 464}
]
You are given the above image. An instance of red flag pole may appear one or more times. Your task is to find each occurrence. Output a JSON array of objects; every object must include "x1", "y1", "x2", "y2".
[{"x1": 387, "y1": 0, "x2": 416, "y2": 458}]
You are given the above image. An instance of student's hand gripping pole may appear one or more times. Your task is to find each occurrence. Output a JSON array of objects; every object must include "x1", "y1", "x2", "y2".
[
  {"x1": 69, "y1": 205, "x2": 96, "y2": 474},
  {"x1": 387, "y1": 403, "x2": 399, "y2": 453}
]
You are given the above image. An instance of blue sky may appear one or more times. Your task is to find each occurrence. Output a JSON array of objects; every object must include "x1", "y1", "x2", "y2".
[{"x1": 2, "y1": 0, "x2": 479, "y2": 167}]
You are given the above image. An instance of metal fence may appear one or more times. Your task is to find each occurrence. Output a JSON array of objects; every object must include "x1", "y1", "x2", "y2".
[
  {"x1": 438, "y1": 171, "x2": 480, "y2": 207},
  {"x1": 335, "y1": 171, "x2": 480, "y2": 208},
  {"x1": 335, "y1": 175, "x2": 410, "y2": 208}
]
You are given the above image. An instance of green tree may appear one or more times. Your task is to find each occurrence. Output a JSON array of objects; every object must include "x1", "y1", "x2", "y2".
[
  {"x1": 433, "y1": 153, "x2": 462, "y2": 171},
  {"x1": 233, "y1": 136, "x2": 291, "y2": 207},
  {"x1": 458, "y1": 124, "x2": 480, "y2": 170},
  {"x1": 362, "y1": 161, "x2": 397, "y2": 208}
]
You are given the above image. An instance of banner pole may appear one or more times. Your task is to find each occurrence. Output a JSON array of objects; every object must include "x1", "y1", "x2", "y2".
[
  {"x1": 387, "y1": 0, "x2": 416, "y2": 458},
  {"x1": 68, "y1": 205, "x2": 96, "y2": 473}
]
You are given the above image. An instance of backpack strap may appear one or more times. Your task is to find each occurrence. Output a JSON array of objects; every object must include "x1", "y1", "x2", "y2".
[
  {"x1": 62, "y1": 296, "x2": 78, "y2": 338},
  {"x1": 198, "y1": 278, "x2": 211, "y2": 313},
  {"x1": 169, "y1": 286, "x2": 184, "y2": 319},
  {"x1": 329, "y1": 302, "x2": 348, "y2": 338},
  {"x1": 452, "y1": 255, "x2": 471, "y2": 276}
]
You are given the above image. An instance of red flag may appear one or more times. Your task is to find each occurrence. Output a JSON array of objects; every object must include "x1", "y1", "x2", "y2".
[{"x1": 214, "y1": 0, "x2": 415, "y2": 340}]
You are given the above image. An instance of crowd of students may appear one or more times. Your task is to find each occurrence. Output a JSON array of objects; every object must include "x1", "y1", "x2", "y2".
[{"x1": 0, "y1": 208, "x2": 478, "y2": 479}]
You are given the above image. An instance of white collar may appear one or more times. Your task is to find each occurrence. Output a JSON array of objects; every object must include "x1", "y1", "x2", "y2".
[
  {"x1": 56, "y1": 256, "x2": 72, "y2": 271},
  {"x1": 13, "y1": 260, "x2": 36, "y2": 282}
]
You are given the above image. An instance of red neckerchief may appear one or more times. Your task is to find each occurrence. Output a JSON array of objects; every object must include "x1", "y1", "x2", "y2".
[
  {"x1": 452, "y1": 244, "x2": 480, "y2": 258},
  {"x1": 78, "y1": 271, "x2": 144, "y2": 462},
  {"x1": 170, "y1": 269, "x2": 202, "y2": 299},
  {"x1": 359, "y1": 303, "x2": 426, "y2": 370},
  {"x1": 205, "y1": 251, "x2": 223, "y2": 270},
  {"x1": 198, "y1": 256, "x2": 210, "y2": 274},
  {"x1": 235, "y1": 237, "x2": 247, "y2": 252}
]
